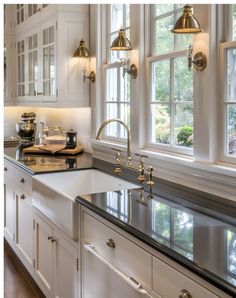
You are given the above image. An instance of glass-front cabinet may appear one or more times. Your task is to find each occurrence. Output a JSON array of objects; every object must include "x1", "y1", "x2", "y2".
[{"x1": 17, "y1": 4, "x2": 48, "y2": 25}]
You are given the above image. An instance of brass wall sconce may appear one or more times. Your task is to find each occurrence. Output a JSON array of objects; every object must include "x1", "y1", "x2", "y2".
[
  {"x1": 171, "y1": 5, "x2": 207, "y2": 72},
  {"x1": 110, "y1": 28, "x2": 138, "y2": 79},
  {"x1": 73, "y1": 39, "x2": 96, "y2": 83}
]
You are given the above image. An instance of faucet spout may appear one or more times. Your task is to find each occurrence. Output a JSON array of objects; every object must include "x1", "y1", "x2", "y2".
[{"x1": 95, "y1": 119, "x2": 131, "y2": 164}]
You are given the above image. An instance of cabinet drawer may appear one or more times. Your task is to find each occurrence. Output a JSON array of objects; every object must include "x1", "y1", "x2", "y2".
[
  {"x1": 15, "y1": 167, "x2": 32, "y2": 194},
  {"x1": 83, "y1": 212, "x2": 152, "y2": 289},
  {"x1": 152, "y1": 256, "x2": 219, "y2": 298}
]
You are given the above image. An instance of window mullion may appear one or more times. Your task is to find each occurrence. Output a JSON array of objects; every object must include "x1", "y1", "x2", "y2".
[{"x1": 170, "y1": 58, "x2": 175, "y2": 147}]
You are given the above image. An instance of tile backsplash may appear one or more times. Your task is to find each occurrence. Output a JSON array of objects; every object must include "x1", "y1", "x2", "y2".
[{"x1": 4, "y1": 107, "x2": 92, "y2": 152}]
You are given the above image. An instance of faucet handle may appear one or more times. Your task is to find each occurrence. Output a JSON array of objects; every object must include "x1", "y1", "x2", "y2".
[
  {"x1": 135, "y1": 154, "x2": 148, "y2": 182},
  {"x1": 135, "y1": 153, "x2": 148, "y2": 160},
  {"x1": 146, "y1": 166, "x2": 155, "y2": 186},
  {"x1": 111, "y1": 148, "x2": 122, "y2": 174}
]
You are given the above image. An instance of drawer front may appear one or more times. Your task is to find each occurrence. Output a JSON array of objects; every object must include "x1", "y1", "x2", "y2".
[
  {"x1": 15, "y1": 167, "x2": 32, "y2": 194},
  {"x1": 153, "y1": 256, "x2": 219, "y2": 298},
  {"x1": 83, "y1": 211, "x2": 152, "y2": 289},
  {"x1": 4, "y1": 159, "x2": 13, "y2": 184}
]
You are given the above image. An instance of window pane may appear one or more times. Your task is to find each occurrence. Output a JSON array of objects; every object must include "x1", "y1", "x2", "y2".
[
  {"x1": 227, "y1": 48, "x2": 236, "y2": 101},
  {"x1": 233, "y1": 5, "x2": 236, "y2": 40},
  {"x1": 155, "y1": 4, "x2": 174, "y2": 16},
  {"x1": 151, "y1": 104, "x2": 170, "y2": 144},
  {"x1": 105, "y1": 103, "x2": 118, "y2": 137},
  {"x1": 174, "y1": 103, "x2": 193, "y2": 148},
  {"x1": 174, "y1": 57, "x2": 193, "y2": 101},
  {"x1": 106, "y1": 68, "x2": 117, "y2": 101},
  {"x1": 152, "y1": 60, "x2": 170, "y2": 102},
  {"x1": 120, "y1": 68, "x2": 130, "y2": 102},
  {"x1": 111, "y1": 4, "x2": 123, "y2": 32},
  {"x1": 227, "y1": 104, "x2": 236, "y2": 156},
  {"x1": 120, "y1": 103, "x2": 130, "y2": 138},
  {"x1": 155, "y1": 15, "x2": 174, "y2": 55}
]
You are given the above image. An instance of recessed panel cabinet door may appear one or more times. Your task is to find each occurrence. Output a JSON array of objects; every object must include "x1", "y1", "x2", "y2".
[
  {"x1": 4, "y1": 163, "x2": 15, "y2": 243},
  {"x1": 34, "y1": 214, "x2": 53, "y2": 297},
  {"x1": 53, "y1": 231, "x2": 78, "y2": 298},
  {"x1": 15, "y1": 191, "x2": 33, "y2": 267}
]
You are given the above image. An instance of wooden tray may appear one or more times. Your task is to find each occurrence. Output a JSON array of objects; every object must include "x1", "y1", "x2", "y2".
[{"x1": 23, "y1": 144, "x2": 84, "y2": 155}]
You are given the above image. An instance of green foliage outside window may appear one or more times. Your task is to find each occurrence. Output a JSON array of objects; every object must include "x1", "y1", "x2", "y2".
[{"x1": 177, "y1": 126, "x2": 193, "y2": 147}]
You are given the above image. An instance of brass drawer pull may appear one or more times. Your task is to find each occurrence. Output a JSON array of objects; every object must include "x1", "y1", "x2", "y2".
[
  {"x1": 20, "y1": 178, "x2": 25, "y2": 183},
  {"x1": 20, "y1": 194, "x2": 25, "y2": 200},
  {"x1": 4, "y1": 167, "x2": 7, "y2": 171},
  {"x1": 106, "y1": 238, "x2": 115, "y2": 248},
  {"x1": 179, "y1": 289, "x2": 192, "y2": 298}
]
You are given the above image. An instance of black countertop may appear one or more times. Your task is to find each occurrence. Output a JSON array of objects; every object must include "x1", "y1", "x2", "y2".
[
  {"x1": 4, "y1": 145, "x2": 93, "y2": 174},
  {"x1": 4, "y1": 146, "x2": 236, "y2": 296},
  {"x1": 76, "y1": 189, "x2": 236, "y2": 296}
]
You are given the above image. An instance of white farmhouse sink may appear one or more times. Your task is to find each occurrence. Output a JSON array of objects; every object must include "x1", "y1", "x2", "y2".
[{"x1": 32, "y1": 169, "x2": 140, "y2": 240}]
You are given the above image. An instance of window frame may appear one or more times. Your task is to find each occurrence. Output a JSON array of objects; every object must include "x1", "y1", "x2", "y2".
[{"x1": 146, "y1": 4, "x2": 193, "y2": 156}]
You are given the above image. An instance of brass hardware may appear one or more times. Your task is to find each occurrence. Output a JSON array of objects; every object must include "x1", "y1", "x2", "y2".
[
  {"x1": 112, "y1": 148, "x2": 122, "y2": 174},
  {"x1": 110, "y1": 28, "x2": 132, "y2": 51},
  {"x1": 73, "y1": 39, "x2": 96, "y2": 84},
  {"x1": 135, "y1": 154, "x2": 148, "y2": 182},
  {"x1": 51, "y1": 238, "x2": 57, "y2": 243},
  {"x1": 179, "y1": 289, "x2": 192, "y2": 298},
  {"x1": 96, "y1": 119, "x2": 131, "y2": 165},
  {"x1": 106, "y1": 238, "x2": 115, "y2": 248},
  {"x1": 171, "y1": 5, "x2": 203, "y2": 34},
  {"x1": 20, "y1": 178, "x2": 25, "y2": 183},
  {"x1": 146, "y1": 166, "x2": 155, "y2": 186},
  {"x1": 83, "y1": 71, "x2": 96, "y2": 83},
  {"x1": 48, "y1": 236, "x2": 53, "y2": 241},
  {"x1": 123, "y1": 64, "x2": 138, "y2": 79},
  {"x1": 187, "y1": 45, "x2": 207, "y2": 72},
  {"x1": 20, "y1": 194, "x2": 25, "y2": 200},
  {"x1": 4, "y1": 167, "x2": 7, "y2": 171}
]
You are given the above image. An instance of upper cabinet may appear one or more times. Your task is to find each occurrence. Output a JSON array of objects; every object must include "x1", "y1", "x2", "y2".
[{"x1": 5, "y1": 4, "x2": 90, "y2": 108}]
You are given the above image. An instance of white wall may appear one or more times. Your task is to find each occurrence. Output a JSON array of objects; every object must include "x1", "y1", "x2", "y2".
[{"x1": 4, "y1": 107, "x2": 92, "y2": 152}]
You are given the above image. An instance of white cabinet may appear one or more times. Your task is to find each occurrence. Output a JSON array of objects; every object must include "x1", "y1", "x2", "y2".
[
  {"x1": 4, "y1": 160, "x2": 15, "y2": 244},
  {"x1": 14, "y1": 4, "x2": 90, "y2": 107},
  {"x1": 16, "y1": 4, "x2": 48, "y2": 26},
  {"x1": 82, "y1": 210, "x2": 154, "y2": 298},
  {"x1": 34, "y1": 213, "x2": 79, "y2": 298}
]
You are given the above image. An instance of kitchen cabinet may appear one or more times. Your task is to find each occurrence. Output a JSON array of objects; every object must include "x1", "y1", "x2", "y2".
[
  {"x1": 34, "y1": 213, "x2": 79, "y2": 298},
  {"x1": 14, "y1": 4, "x2": 90, "y2": 107},
  {"x1": 16, "y1": 4, "x2": 48, "y2": 26},
  {"x1": 82, "y1": 210, "x2": 154, "y2": 298}
]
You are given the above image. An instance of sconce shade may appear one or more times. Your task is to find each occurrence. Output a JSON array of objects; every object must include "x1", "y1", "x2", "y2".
[
  {"x1": 171, "y1": 5, "x2": 203, "y2": 34},
  {"x1": 73, "y1": 39, "x2": 90, "y2": 57},
  {"x1": 110, "y1": 28, "x2": 132, "y2": 51}
]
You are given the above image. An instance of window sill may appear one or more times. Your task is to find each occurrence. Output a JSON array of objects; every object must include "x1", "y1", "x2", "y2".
[{"x1": 92, "y1": 139, "x2": 236, "y2": 201}]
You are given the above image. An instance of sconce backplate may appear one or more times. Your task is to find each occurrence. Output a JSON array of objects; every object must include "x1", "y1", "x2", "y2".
[
  {"x1": 193, "y1": 52, "x2": 207, "y2": 72},
  {"x1": 130, "y1": 64, "x2": 138, "y2": 79}
]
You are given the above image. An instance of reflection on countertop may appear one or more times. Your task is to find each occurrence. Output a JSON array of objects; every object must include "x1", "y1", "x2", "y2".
[
  {"x1": 4, "y1": 145, "x2": 93, "y2": 174},
  {"x1": 77, "y1": 188, "x2": 236, "y2": 296}
]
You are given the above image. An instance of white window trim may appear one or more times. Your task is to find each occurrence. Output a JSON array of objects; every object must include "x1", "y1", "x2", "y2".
[{"x1": 220, "y1": 40, "x2": 236, "y2": 165}]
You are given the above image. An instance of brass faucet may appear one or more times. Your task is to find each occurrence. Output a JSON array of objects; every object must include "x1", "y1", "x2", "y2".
[{"x1": 95, "y1": 119, "x2": 132, "y2": 165}]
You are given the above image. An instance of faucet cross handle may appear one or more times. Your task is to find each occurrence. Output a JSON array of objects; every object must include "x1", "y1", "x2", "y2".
[
  {"x1": 111, "y1": 148, "x2": 122, "y2": 174},
  {"x1": 135, "y1": 154, "x2": 148, "y2": 182}
]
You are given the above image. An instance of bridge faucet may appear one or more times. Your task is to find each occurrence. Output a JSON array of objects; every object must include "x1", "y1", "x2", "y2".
[{"x1": 95, "y1": 119, "x2": 132, "y2": 165}]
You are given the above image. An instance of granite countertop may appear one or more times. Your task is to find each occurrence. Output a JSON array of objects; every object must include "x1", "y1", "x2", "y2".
[
  {"x1": 4, "y1": 146, "x2": 236, "y2": 296},
  {"x1": 76, "y1": 187, "x2": 236, "y2": 297},
  {"x1": 4, "y1": 145, "x2": 93, "y2": 174}
]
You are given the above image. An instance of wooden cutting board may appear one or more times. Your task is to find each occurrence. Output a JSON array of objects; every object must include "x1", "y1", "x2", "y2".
[{"x1": 23, "y1": 144, "x2": 84, "y2": 155}]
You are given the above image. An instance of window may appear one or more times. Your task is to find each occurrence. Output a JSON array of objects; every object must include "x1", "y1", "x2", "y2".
[
  {"x1": 147, "y1": 5, "x2": 193, "y2": 154},
  {"x1": 220, "y1": 4, "x2": 236, "y2": 164},
  {"x1": 103, "y1": 4, "x2": 130, "y2": 140},
  {"x1": 226, "y1": 229, "x2": 236, "y2": 283}
]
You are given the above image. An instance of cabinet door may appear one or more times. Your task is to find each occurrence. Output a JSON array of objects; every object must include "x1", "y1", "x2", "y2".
[
  {"x1": 53, "y1": 231, "x2": 78, "y2": 298},
  {"x1": 34, "y1": 214, "x2": 54, "y2": 297},
  {"x1": 41, "y1": 19, "x2": 57, "y2": 102},
  {"x1": 15, "y1": 191, "x2": 33, "y2": 267},
  {"x1": 4, "y1": 163, "x2": 15, "y2": 243},
  {"x1": 27, "y1": 31, "x2": 39, "y2": 97},
  {"x1": 16, "y1": 4, "x2": 25, "y2": 25},
  {"x1": 16, "y1": 38, "x2": 26, "y2": 98}
]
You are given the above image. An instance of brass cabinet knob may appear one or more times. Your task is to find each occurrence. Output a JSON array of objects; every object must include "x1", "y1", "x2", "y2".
[
  {"x1": 106, "y1": 238, "x2": 115, "y2": 249},
  {"x1": 51, "y1": 238, "x2": 57, "y2": 243},
  {"x1": 20, "y1": 194, "x2": 25, "y2": 200},
  {"x1": 20, "y1": 178, "x2": 25, "y2": 183},
  {"x1": 48, "y1": 236, "x2": 53, "y2": 241},
  {"x1": 4, "y1": 167, "x2": 7, "y2": 171},
  {"x1": 179, "y1": 289, "x2": 192, "y2": 298}
]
